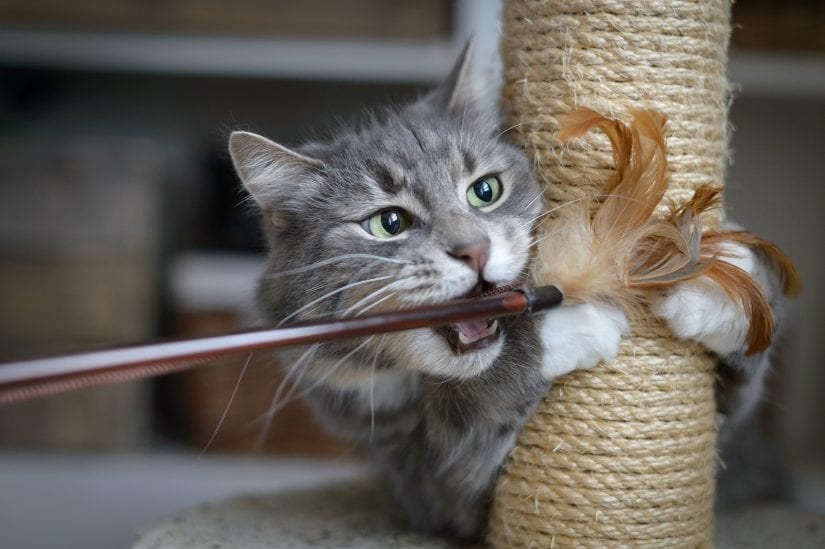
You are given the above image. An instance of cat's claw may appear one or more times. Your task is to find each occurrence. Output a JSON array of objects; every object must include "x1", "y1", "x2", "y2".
[
  {"x1": 650, "y1": 243, "x2": 753, "y2": 356},
  {"x1": 539, "y1": 302, "x2": 629, "y2": 379}
]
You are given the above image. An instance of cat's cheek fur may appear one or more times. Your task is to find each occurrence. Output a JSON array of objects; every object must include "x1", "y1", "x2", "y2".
[
  {"x1": 539, "y1": 303, "x2": 629, "y2": 379},
  {"x1": 651, "y1": 243, "x2": 756, "y2": 356}
]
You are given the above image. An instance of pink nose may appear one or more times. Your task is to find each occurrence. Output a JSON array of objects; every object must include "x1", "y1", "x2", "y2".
[{"x1": 449, "y1": 242, "x2": 489, "y2": 273}]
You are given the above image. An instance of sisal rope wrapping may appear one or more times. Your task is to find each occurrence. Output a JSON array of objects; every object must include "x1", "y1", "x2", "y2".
[{"x1": 488, "y1": 1, "x2": 731, "y2": 547}]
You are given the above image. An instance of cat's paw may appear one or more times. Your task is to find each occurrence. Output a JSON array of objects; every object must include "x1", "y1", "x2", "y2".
[
  {"x1": 539, "y1": 302, "x2": 629, "y2": 379},
  {"x1": 650, "y1": 243, "x2": 753, "y2": 356}
]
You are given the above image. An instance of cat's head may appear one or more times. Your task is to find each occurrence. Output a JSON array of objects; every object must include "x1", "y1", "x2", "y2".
[{"x1": 229, "y1": 44, "x2": 542, "y2": 381}]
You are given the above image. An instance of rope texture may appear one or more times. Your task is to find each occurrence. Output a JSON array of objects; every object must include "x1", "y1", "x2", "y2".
[{"x1": 488, "y1": 1, "x2": 731, "y2": 546}]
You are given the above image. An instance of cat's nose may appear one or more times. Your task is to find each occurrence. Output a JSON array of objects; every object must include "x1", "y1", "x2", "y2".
[{"x1": 449, "y1": 241, "x2": 490, "y2": 273}]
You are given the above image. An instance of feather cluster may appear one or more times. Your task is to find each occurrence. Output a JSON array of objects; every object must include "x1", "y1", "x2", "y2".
[{"x1": 532, "y1": 108, "x2": 800, "y2": 355}]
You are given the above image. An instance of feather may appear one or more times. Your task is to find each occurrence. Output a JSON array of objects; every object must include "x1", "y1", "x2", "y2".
[
  {"x1": 532, "y1": 107, "x2": 800, "y2": 355},
  {"x1": 702, "y1": 230, "x2": 801, "y2": 298},
  {"x1": 533, "y1": 108, "x2": 678, "y2": 307}
]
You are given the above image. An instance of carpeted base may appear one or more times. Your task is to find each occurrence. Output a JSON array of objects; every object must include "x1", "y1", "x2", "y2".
[
  {"x1": 134, "y1": 481, "x2": 825, "y2": 548},
  {"x1": 133, "y1": 480, "x2": 459, "y2": 549}
]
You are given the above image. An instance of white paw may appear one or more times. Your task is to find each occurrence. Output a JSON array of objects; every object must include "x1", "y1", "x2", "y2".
[
  {"x1": 650, "y1": 243, "x2": 753, "y2": 356},
  {"x1": 539, "y1": 302, "x2": 629, "y2": 379}
]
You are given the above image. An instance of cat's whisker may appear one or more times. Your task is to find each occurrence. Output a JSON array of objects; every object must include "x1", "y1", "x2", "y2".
[
  {"x1": 524, "y1": 189, "x2": 547, "y2": 211},
  {"x1": 304, "y1": 263, "x2": 390, "y2": 303},
  {"x1": 524, "y1": 192, "x2": 655, "y2": 238},
  {"x1": 527, "y1": 225, "x2": 572, "y2": 249},
  {"x1": 369, "y1": 354, "x2": 377, "y2": 444},
  {"x1": 303, "y1": 261, "x2": 408, "y2": 315},
  {"x1": 254, "y1": 344, "x2": 320, "y2": 448},
  {"x1": 368, "y1": 334, "x2": 388, "y2": 445},
  {"x1": 199, "y1": 352, "x2": 253, "y2": 458},
  {"x1": 267, "y1": 345, "x2": 320, "y2": 417},
  {"x1": 518, "y1": 195, "x2": 595, "y2": 230},
  {"x1": 355, "y1": 291, "x2": 399, "y2": 317},
  {"x1": 341, "y1": 278, "x2": 408, "y2": 317},
  {"x1": 263, "y1": 337, "x2": 376, "y2": 429},
  {"x1": 295, "y1": 337, "x2": 374, "y2": 398},
  {"x1": 598, "y1": 192, "x2": 655, "y2": 241},
  {"x1": 495, "y1": 120, "x2": 532, "y2": 140},
  {"x1": 262, "y1": 253, "x2": 411, "y2": 280},
  {"x1": 277, "y1": 274, "x2": 400, "y2": 326}
]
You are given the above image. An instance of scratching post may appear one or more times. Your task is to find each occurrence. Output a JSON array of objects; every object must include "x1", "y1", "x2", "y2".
[{"x1": 488, "y1": 1, "x2": 731, "y2": 547}]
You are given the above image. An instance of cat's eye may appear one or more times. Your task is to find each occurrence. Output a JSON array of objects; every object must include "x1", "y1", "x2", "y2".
[
  {"x1": 467, "y1": 176, "x2": 503, "y2": 208},
  {"x1": 364, "y1": 208, "x2": 410, "y2": 238}
]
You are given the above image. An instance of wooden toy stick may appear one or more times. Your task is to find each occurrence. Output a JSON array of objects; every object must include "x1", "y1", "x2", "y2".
[{"x1": 0, "y1": 285, "x2": 562, "y2": 405}]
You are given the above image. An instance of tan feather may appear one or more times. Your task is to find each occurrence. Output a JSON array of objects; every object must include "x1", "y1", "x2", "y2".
[
  {"x1": 557, "y1": 107, "x2": 633, "y2": 190},
  {"x1": 532, "y1": 107, "x2": 800, "y2": 355},
  {"x1": 534, "y1": 108, "x2": 680, "y2": 306},
  {"x1": 702, "y1": 230, "x2": 801, "y2": 298}
]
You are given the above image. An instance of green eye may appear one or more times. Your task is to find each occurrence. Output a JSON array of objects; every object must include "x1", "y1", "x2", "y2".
[
  {"x1": 365, "y1": 208, "x2": 410, "y2": 238},
  {"x1": 467, "y1": 176, "x2": 503, "y2": 208}
]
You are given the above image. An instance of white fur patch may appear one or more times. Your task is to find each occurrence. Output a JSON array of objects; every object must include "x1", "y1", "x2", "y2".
[
  {"x1": 651, "y1": 243, "x2": 754, "y2": 356},
  {"x1": 539, "y1": 302, "x2": 629, "y2": 379},
  {"x1": 484, "y1": 226, "x2": 529, "y2": 285}
]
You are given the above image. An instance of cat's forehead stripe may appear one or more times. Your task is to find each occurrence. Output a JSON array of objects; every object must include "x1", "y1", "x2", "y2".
[
  {"x1": 405, "y1": 123, "x2": 427, "y2": 154},
  {"x1": 408, "y1": 181, "x2": 435, "y2": 211},
  {"x1": 365, "y1": 160, "x2": 402, "y2": 195},
  {"x1": 462, "y1": 149, "x2": 477, "y2": 175}
]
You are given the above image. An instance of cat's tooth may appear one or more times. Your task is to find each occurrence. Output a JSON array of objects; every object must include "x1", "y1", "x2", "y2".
[
  {"x1": 457, "y1": 320, "x2": 498, "y2": 346},
  {"x1": 485, "y1": 320, "x2": 499, "y2": 337}
]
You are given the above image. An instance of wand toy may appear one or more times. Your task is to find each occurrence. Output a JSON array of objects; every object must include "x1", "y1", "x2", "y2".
[{"x1": 0, "y1": 285, "x2": 563, "y2": 405}]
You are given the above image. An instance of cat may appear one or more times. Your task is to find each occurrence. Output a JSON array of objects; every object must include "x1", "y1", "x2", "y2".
[{"x1": 228, "y1": 45, "x2": 788, "y2": 541}]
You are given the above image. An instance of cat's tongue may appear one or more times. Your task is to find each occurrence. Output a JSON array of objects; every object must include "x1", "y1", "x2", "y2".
[
  {"x1": 446, "y1": 284, "x2": 512, "y2": 348},
  {"x1": 454, "y1": 319, "x2": 496, "y2": 345}
]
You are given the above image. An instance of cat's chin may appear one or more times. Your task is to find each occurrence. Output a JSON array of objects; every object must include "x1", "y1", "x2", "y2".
[{"x1": 395, "y1": 327, "x2": 504, "y2": 379}]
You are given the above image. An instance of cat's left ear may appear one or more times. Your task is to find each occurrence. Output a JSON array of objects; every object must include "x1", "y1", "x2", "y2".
[
  {"x1": 431, "y1": 39, "x2": 475, "y2": 113},
  {"x1": 228, "y1": 131, "x2": 323, "y2": 209}
]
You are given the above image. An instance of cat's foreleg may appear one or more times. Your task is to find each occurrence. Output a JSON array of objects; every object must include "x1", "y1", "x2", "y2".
[
  {"x1": 650, "y1": 240, "x2": 783, "y2": 359},
  {"x1": 538, "y1": 302, "x2": 629, "y2": 379},
  {"x1": 650, "y1": 241, "x2": 761, "y2": 356},
  {"x1": 650, "y1": 241, "x2": 785, "y2": 427}
]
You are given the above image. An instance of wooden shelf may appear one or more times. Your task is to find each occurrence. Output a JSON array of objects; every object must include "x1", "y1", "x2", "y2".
[
  {"x1": 730, "y1": 50, "x2": 825, "y2": 97},
  {"x1": 0, "y1": 28, "x2": 454, "y2": 82}
]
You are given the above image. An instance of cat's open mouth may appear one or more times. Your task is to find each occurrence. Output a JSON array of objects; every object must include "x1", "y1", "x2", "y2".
[
  {"x1": 436, "y1": 282, "x2": 515, "y2": 353},
  {"x1": 440, "y1": 319, "x2": 501, "y2": 353}
]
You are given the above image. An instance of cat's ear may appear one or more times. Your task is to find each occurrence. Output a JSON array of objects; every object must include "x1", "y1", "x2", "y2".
[
  {"x1": 228, "y1": 131, "x2": 323, "y2": 208},
  {"x1": 431, "y1": 39, "x2": 475, "y2": 113}
]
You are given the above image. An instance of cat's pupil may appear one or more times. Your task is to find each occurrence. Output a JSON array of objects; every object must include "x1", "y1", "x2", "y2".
[
  {"x1": 473, "y1": 180, "x2": 493, "y2": 202},
  {"x1": 381, "y1": 210, "x2": 402, "y2": 234}
]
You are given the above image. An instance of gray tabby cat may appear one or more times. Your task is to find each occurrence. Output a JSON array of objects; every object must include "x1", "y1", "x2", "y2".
[{"x1": 229, "y1": 46, "x2": 786, "y2": 541}]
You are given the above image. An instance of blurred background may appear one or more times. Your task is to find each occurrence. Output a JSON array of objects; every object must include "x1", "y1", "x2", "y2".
[{"x1": 0, "y1": 1, "x2": 823, "y2": 547}]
